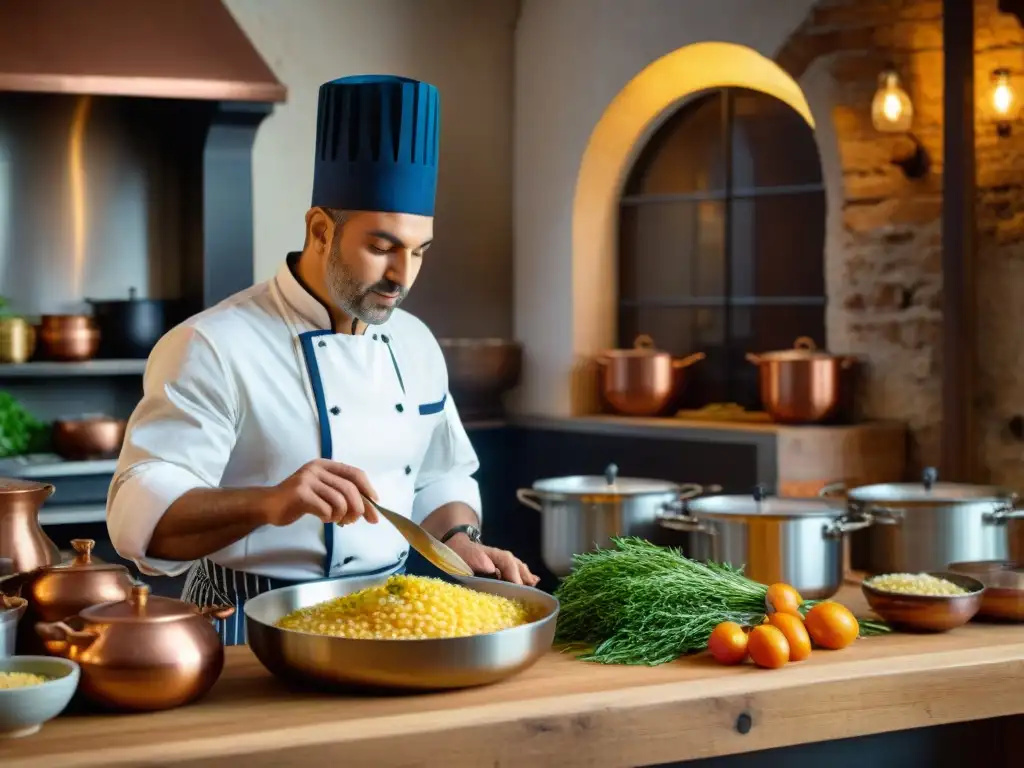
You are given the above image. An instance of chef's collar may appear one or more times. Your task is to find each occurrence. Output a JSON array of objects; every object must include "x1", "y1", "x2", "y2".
[{"x1": 275, "y1": 252, "x2": 337, "y2": 332}]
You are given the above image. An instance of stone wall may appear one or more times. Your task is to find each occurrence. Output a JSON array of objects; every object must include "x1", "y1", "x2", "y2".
[{"x1": 776, "y1": 0, "x2": 1024, "y2": 486}]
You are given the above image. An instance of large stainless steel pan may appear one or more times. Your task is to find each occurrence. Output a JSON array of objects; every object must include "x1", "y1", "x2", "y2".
[{"x1": 244, "y1": 574, "x2": 559, "y2": 691}]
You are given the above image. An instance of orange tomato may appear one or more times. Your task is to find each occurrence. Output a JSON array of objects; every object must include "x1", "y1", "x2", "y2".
[
  {"x1": 707, "y1": 621, "x2": 749, "y2": 665},
  {"x1": 768, "y1": 612, "x2": 812, "y2": 662},
  {"x1": 746, "y1": 624, "x2": 790, "y2": 669},
  {"x1": 765, "y1": 583, "x2": 804, "y2": 617},
  {"x1": 804, "y1": 601, "x2": 859, "y2": 650}
]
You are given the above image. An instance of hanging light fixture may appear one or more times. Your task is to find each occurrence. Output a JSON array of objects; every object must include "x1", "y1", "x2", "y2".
[
  {"x1": 871, "y1": 69, "x2": 914, "y2": 133},
  {"x1": 991, "y1": 69, "x2": 1018, "y2": 138}
]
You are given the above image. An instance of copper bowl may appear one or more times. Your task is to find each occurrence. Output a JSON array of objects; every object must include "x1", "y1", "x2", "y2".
[
  {"x1": 52, "y1": 417, "x2": 127, "y2": 460},
  {"x1": 948, "y1": 560, "x2": 1024, "y2": 622},
  {"x1": 862, "y1": 571, "x2": 985, "y2": 632},
  {"x1": 36, "y1": 315, "x2": 100, "y2": 362},
  {"x1": 438, "y1": 339, "x2": 522, "y2": 420}
]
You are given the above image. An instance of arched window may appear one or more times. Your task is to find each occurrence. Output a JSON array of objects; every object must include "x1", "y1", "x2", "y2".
[{"x1": 618, "y1": 86, "x2": 826, "y2": 411}]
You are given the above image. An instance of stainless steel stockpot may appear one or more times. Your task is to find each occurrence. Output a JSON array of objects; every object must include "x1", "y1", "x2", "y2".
[
  {"x1": 516, "y1": 463, "x2": 709, "y2": 577},
  {"x1": 658, "y1": 486, "x2": 872, "y2": 599}
]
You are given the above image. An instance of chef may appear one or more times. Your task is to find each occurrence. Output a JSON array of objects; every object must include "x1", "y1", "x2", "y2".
[{"x1": 106, "y1": 74, "x2": 538, "y2": 646}]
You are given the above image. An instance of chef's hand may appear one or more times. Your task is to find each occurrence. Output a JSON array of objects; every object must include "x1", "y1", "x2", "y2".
[
  {"x1": 261, "y1": 459, "x2": 380, "y2": 527},
  {"x1": 445, "y1": 536, "x2": 540, "y2": 587}
]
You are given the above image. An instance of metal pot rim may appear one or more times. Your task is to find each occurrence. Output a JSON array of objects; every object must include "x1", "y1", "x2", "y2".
[
  {"x1": 845, "y1": 482, "x2": 1015, "y2": 506},
  {"x1": 681, "y1": 494, "x2": 848, "y2": 519},
  {"x1": 530, "y1": 475, "x2": 682, "y2": 497}
]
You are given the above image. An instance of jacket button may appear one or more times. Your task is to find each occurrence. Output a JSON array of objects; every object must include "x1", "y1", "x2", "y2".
[
  {"x1": 329, "y1": 406, "x2": 340, "y2": 415},
  {"x1": 318, "y1": 340, "x2": 326, "y2": 348},
  {"x1": 395, "y1": 403, "x2": 404, "y2": 413},
  {"x1": 373, "y1": 334, "x2": 378, "y2": 340},
  {"x1": 404, "y1": 465, "x2": 412, "y2": 475}
]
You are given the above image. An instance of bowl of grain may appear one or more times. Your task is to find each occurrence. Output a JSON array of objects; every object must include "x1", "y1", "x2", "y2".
[
  {"x1": 948, "y1": 560, "x2": 1024, "y2": 622},
  {"x1": 0, "y1": 656, "x2": 79, "y2": 738},
  {"x1": 861, "y1": 571, "x2": 985, "y2": 632}
]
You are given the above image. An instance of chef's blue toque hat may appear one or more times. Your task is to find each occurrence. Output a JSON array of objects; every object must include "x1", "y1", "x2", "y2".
[{"x1": 311, "y1": 74, "x2": 441, "y2": 217}]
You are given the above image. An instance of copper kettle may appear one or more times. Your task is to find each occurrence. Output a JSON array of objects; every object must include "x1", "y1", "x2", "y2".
[
  {"x1": 37, "y1": 583, "x2": 234, "y2": 711},
  {"x1": 4, "y1": 538, "x2": 135, "y2": 655},
  {"x1": 0, "y1": 478, "x2": 60, "y2": 574}
]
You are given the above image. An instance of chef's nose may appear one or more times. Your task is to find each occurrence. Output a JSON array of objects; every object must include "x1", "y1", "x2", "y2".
[{"x1": 385, "y1": 250, "x2": 415, "y2": 287}]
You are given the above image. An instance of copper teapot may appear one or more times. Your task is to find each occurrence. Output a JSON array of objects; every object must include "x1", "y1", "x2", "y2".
[
  {"x1": 0, "y1": 478, "x2": 60, "y2": 574},
  {"x1": 3, "y1": 538, "x2": 135, "y2": 655},
  {"x1": 37, "y1": 583, "x2": 234, "y2": 711}
]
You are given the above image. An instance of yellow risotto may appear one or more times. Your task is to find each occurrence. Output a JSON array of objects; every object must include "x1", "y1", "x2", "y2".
[
  {"x1": 867, "y1": 572, "x2": 969, "y2": 597},
  {"x1": 0, "y1": 672, "x2": 49, "y2": 690},
  {"x1": 275, "y1": 575, "x2": 534, "y2": 640}
]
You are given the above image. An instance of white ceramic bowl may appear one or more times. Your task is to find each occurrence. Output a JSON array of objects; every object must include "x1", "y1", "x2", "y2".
[{"x1": 0, "y1": 656, "x2": 80, "y2": 738}]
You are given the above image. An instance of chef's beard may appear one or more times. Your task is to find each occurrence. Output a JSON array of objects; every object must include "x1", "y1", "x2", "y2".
[{"x1": 325, "y1": 241, "x2": 408, "y2": 325}]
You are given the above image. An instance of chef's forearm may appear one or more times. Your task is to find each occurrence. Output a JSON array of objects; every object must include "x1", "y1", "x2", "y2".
[
  {"x1": 421, "y1": 502, "x2": 480, "y2": 540},
  {"x1": 146, "y1": 488, "x2": 271, "y2": 561}
]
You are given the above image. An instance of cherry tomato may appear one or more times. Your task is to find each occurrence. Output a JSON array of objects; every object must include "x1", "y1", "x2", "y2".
[
  {"x1": 804, "y1": 601, "x2": 859, "y2": 650},
  {"x1": 707, "y1": 621, "x2": 749, "y2": 665},
  {"x1": 765, "y1": 583, "x2": 804, "y2": 617},
  {"x1": 747, "y1": 624, "x2": 790, "y2": 669},
  {"x1": 768, "y1": 612, "x2": 812, "y2": 662}
]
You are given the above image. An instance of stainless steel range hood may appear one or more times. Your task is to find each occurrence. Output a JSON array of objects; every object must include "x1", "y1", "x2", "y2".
[{"x1": 0, "y1": 0, "x2": 286, "y2": 102}]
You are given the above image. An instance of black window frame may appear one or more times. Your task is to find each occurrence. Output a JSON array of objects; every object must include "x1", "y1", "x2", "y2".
[{"x1": 617, "y1": 86, "x2": 827, "y2": 406}]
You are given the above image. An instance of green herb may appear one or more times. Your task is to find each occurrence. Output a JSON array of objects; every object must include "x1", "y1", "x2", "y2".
[
  {"x1": 554, "y1": 537, "x2": 889, "y2": 666},
  {"x1": 0, "y1": 392, "x2": 45, "y2": 457}
]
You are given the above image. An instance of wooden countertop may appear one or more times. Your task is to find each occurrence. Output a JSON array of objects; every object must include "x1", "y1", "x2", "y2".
[{"x1": 4, "y1": 585, "x2": 1024, "y2": 768}]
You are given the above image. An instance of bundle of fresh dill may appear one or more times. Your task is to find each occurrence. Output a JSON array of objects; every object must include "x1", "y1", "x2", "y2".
[{"x1": 553, "y1": 537, "x2": 888, "y2": 666}]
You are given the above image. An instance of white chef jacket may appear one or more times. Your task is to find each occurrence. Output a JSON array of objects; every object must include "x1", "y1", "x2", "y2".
[{"x1": 106, "y1": 255, "x2": 482, "y2": 580}]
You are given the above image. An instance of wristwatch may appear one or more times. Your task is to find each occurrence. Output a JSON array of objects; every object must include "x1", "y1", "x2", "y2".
[{"x1": 440, "y1": 524, "x2": 482, "y2": 545}]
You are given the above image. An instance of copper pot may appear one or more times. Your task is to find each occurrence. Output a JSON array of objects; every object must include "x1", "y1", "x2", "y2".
[
  {"x1": 597, "y1": 335, "x2": 705, "y2": 416},
  {"x1": 52, "y1": 416, "x2": 127, "y2": 460},
  {"x1": 3, "y1": 538, "x2": 134, "y2": 655},
  {"x1": 36, "y1": 314, "x2": 100, "y2": 362},
  {"x1": 746, "y1": 336, "x2": 856, "y2": 424},
  {"x1": 0, "y1": 478, "x2": 60, "y2": 574},
  {"x1": 36, "y1": 583, "x2": 234, "y2": 711},
  {"x1": 0, "y1": 317, "x2": 37, "y2": 363}
]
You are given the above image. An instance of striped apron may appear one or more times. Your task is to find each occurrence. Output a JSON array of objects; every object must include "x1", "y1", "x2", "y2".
[{"x1": 181, "y1": 555, "x2": 407, "y2": 646}]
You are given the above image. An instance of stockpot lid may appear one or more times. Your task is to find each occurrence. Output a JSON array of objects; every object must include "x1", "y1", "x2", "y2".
[
  {"x1": 749, "y1": 336, "x2": 843, "y2": 363},
  {"x1": 531, "y1": 463, "x2": 679, "y2": 496},
  {"x1": 682, "y1": 485, "x2": 845, "y2": 519},
  {"x1": 845, "y1": 467, "x2": 1016, "y2": 506}
]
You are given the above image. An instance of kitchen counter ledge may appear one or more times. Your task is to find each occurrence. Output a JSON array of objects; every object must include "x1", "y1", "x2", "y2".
[{"x1": 3, "y1": 585, "x2": 1024, "y2": 767}]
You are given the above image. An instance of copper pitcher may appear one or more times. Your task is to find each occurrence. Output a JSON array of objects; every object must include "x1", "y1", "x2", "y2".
[
  {"x1": 597, "y1": 335, "x2": 705, "y2": 417},
  {"x1": 746, "y1": 337, "x2": 857, "y2": 424},
  {"x1": 37, "y1": 583, "x2": 234, "y2": 711},
  {"x1": 0, "y1": 479, "x2": 60, "y2": 574},
  {"x1": 8, "y1": 538, "x2": 134, "y2": 655}
]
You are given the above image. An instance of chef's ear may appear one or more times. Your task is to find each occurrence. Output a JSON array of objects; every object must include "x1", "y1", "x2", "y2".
[{"x1": 304, "y1": 207, "x2": 335, "y2": 253}]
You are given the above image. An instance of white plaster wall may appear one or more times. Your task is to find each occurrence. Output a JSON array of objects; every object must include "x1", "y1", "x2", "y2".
[
  {"x1": 223, "y1": 0, "x2": 518, "y2": 338},
  {"x1": 513, "y1": 0, "x2": 821, "y2": 416}
]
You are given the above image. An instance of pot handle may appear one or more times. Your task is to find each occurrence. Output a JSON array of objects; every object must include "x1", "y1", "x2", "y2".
[
  {"x1": 200, "y1": 605, "x2": 236, "y2": 621},
  {"x1": 35, "y1": 620, "x2": 98, "y2": 650},
  {"x1": 823, "y1": 513, "x2": 873, "y2": 540},
  {"x1": 818, "y1": 481, "x2": 847, "y2": 499},
  {"x1": 983, "y1": 497, "x2": 1024, "y2": 524},
  {"x1": 516, "y1": 489, "x2": 544, "y2": 512},
  {"x1": 672, "y1": 352, "x2": 706, "y2": 369},
  {"x1": 745, "y1": 352, "x2": 762, "y2": 365}
]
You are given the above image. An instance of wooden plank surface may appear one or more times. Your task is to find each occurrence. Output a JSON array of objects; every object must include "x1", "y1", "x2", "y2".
[{"x1": 4, "y1": 585, "x2": 1024, "y2": 767}]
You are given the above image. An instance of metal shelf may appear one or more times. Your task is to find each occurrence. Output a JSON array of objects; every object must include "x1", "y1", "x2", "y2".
[
  {"x1": 39, "y1": 504, "x2": 108, "y2": 526},
  {"x1": 0, "y1": 454, "x2": 117, "y2": 479},
  {"x1": 0, "y1": 360, "x2": 146, "y2": 377}
]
